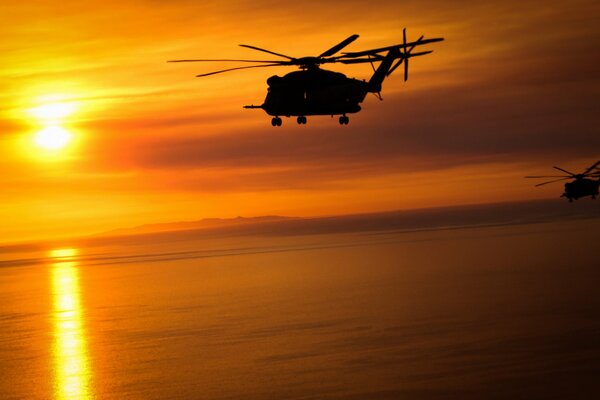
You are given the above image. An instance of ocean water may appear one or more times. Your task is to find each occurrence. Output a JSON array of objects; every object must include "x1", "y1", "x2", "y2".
[{"x1": 0, "y1": 219, "x2": 599, "y2": 399}]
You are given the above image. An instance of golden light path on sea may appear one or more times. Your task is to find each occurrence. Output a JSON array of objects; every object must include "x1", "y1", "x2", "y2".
[{"x1": 50, "y1": 248, "x2": 92, "y2": 400}]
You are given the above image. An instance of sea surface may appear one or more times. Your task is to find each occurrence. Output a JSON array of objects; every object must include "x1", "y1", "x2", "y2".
[{"x1": 1, "y1": 218, "x2": 599, "y2": 399}]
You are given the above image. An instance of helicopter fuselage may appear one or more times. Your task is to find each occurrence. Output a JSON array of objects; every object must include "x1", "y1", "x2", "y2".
[
  {"x1": 562, "y1": 178, "x2": 599, "y2": 201},
  {"x1": 255, "y1": 68, "x2": 369, "y2": 117}
]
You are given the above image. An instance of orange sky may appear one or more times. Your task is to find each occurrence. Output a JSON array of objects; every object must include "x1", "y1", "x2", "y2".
[{"x1": 1, "y1": 0, "x2": 598, "y2": 243}]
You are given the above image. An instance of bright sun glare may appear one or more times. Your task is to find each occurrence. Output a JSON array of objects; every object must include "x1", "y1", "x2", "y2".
[
  {"x1": 30, "y1": 102, "x2": 76, "y2": 121},
  {"x1": 34, "y1": 126, "x2": 72, "y2": 150},
  {"x1": 28, "y1": 99, "x2": 78, "y2": 152},
  {"x1": 49, "y1": 248, "x2": 79, "y2": 259}
]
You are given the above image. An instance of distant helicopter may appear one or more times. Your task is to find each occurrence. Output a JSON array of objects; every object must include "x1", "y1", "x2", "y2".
[
  {"x1": 525, "y1": 161, "x2": 600, "y2": 202},
  {"x1": 169, "y1": 29, "x2": 443, "y2": 126}
]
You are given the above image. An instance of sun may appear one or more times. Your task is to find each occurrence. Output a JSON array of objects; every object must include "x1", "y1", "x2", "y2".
[
  {"x1": 50, "y1": 248, "x2": 79, "y2": 259},
  {"x1": 30, "y1": 102, "x2": 76, "y2": 121},
  {"x1": 34, "y1": 126, "x2": 72, "y2": 150},
  {"x1": 27, "y1": 97, "x2": 79, "y2": 152}
]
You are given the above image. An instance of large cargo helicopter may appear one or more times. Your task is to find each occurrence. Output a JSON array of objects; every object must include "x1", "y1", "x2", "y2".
[
  {"x1": 525, "y1": 161, "x2": 600, "y2": 202},
  {"x1": 169, "y1": 30, "x2": 443, "y2": 126}
]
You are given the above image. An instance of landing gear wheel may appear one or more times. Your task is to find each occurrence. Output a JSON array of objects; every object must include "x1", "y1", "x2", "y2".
[
  {"x1": 297, "y1": 116, "x2": 307, "y2": 125},
  {"x1": 339, "y1": 115, "x2": 349, "y2": 125},
  {"x1": 271, "y1": 117, "x2": 282, "y2": 127}
]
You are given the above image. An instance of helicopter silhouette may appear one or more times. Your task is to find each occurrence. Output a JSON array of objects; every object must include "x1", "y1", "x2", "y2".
[
  {"x1": 525, "y1": 161, "x2": 600, "y2": 202},
  {"x1": 169, "y1": 29, "x2": 443, "y2": 126}
]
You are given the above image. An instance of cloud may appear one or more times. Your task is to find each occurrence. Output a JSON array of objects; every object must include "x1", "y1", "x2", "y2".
[{"x1": 81, "y1": 76, "x2": 598, "y2": 174}]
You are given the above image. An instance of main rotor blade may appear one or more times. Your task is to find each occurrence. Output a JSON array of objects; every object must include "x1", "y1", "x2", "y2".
[
  {"x1": 583, "y1": 160, "x2": 600, "y2": 175},
  {"x1": 524, "y1": 175, "x2": 571, "y2": 178},
  {"x1": 338, "y1": 57, "x2": 384, "y2": 64},
  {"x1": 534, "y1": 177, "x2": 572, "y2": 187},
  {"x1": 319, "y1": 34, "x2": 359, "y2": 58},
  {"x1": 406, "y1": 50, "x2": 433, "y2": 57},
  {"x1": 342, "y1": 37, "x2": 444, "y2": 58},
  {"x1": 195, "y1": 63, "x2": 283, "y2": 78},
  {"x1": 169, "y1": 58, "x2": 285, "y2": 64},
  {"x1": 239, "y1": 44, "x2": 295, "y2": 60},
  {"x1": 553, "y1": 166, "x2": 576, "y2": 175}
]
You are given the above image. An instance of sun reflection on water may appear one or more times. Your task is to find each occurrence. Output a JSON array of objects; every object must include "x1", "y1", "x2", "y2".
[{"x1": 50, "y1": 248, "x2": 92, "y2": 400}]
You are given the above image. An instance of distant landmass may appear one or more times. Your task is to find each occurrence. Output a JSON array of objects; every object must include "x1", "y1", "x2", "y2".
[
  {"x1": 100, "y1": 215, "x2": 298, "y2": 237},
  {"x1": 91, "y1": 198, "x2": 599, "y2": 246},
  {"x1": 1, "y1": 198, "x2": 597, "y2": 253}
]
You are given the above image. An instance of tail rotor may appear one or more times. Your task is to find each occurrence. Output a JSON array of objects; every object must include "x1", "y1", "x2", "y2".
[{"x1": 386, "y1": 28, "x2": 426, "y2": 81}]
